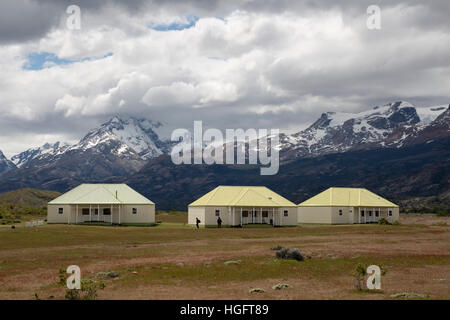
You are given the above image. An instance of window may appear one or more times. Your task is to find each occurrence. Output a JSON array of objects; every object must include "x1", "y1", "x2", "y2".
[
  {"x1": 262, "y1": 211, "x2": 268, "y2": 218},
  {"x1": 388, "y1": 210, "x2": 392, "y2": 217},
  {"x1": 375, "y1": 211, "x2": 379, "y2": 217},
  {"x1": 368, "y1": 211, "x2": 372, "y2": 217},
  {"x1": 215, "y1": 209, "x2": 220, "y2": 217},
  {"x1": 58, "y1": 208, "x2": 64, "y2": 214},
  {"x1": 103, "y1": 208, "x2": 111, "y2": 215},
  {"x1": 94, "y1": 209, "x2": 98, "y2": 215},
  {"x1": 284, "y1": 210, "x2": 288, "y2": 217},
  {"x1": 132, "y1": 208, "x2": 137, "y2": 215},
  {"x1": 242, "y1": 211, "x2": 248, "y2": 217},
  {"x1": 361, "y1": 210, "x2": 365, "y2": 217},
  {"x1": 82, "y1": 208, "x2": 90, "y2": 215},
  {"x1": 339, "y1": 209, "x2": 343, "y2": 216}
]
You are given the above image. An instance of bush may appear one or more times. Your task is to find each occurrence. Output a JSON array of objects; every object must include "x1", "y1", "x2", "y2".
[
  {"x1": 378, "y1": 218, "x2": 391, "y2": 225},
  {"x1": 271, "y1": 245, "x2": 283, "y2": 251},
  {"x1": 392, "y1": 221, "x2": 400, "y2": 226},
  {"x1": 275, "y1": 247, "x2": 304, "y2": 261},
  {"x1": 354, "y1": 263, "x2": 367, "y2": 291},
  {"x1": 437, "y1": 210, "x2": 450, "y2": 217},
  {"x1": 58, "y1": 269, "x2": 105, "y2": 300}
]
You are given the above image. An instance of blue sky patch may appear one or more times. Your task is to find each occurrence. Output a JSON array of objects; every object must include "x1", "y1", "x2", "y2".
[
  {"x1": 23, "y1": 52, "x2": 113, "y2": 70},
  {"x1": 150, "y1": 15, "x2": 199, "y2": 31}
]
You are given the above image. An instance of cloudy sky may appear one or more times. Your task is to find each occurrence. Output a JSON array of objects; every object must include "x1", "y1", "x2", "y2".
[{"x1": 1, "y1": 0, "x2": 450, "y2": 157}]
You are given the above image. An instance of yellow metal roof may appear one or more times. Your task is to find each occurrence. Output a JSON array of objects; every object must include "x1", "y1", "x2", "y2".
[
  {"x1": 189, "y1": 186, "x2": 297, "y2": 207},
  {"x1": 298, "y1": 187, "x2": 398, "y2": 208},
  {"x1": 48, "y1": 184, "x2": 154, "y2": 205}
]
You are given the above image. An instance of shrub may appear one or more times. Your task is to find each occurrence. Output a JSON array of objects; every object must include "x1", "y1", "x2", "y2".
[
  {"x1": 354, "y1": 263, "x2": 367, "y2": 291},
  {"x1": 271, "y1": 245, "x2": 283, "y2": 251},
  {"x1": 58, "y1": 268, "x2": 105, "y2": 300},
  {"x1": 378, "y1": 218, "x2": 391, "y2": 225},
  {"x1": 275, "y1": 247, "x2": 304, "y2": 261},
  {"x1": 437, "y1": 210, "x2": 450, "y2": 217},
  {"x1": 392, "y1": 221, "x2": 400, "y2": 226}
]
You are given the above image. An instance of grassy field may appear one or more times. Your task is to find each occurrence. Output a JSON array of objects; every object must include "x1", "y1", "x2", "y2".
[{"x1": 0, "y1": 212, "x2": 448, "y2": 300}]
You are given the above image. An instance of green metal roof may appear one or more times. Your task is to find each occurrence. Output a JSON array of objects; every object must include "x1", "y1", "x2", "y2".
[
  {"x1": 298, "y1": 187, "x2": 398, "y2": 208},
  {"x1": 48, "y1": 184, "x2": 154, "y2": 205},
  {"x1": 189, "y1": 186, "x2": 297, "y2": 207}
]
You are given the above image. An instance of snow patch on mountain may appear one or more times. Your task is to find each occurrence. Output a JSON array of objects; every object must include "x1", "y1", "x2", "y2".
[
  {"x1": 69, "y1": 115, "x2": 169, "y2": 160},
  {"x1": 11, "y1": 142, "x2": 70, "y2": 168},
  {"x1": 416, "y1": 105, "x2": 448, "y2": 125},
  {"x1": 279, "y1": 101, "x2": 448, "y2": 159},
  {"x1": 0, "y1": 149, "x2": 16, "y2": 174}
]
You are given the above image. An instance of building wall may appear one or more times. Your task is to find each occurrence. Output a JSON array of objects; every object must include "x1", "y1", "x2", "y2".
[
  {"x1": 48, "y1": 204, "x2": 155, "y2": 224},
  {"x1": 299, "y1": 206, "x2": 400, "y2": 224},
  {"x1": 116, "y1": 204, "x2": 155, "y2": 224},
  {"x1": 278, "y1": 207, "x2": 298, "y2": 226},
  {"x1": 189, "y1": 206, "x2": 297, "y2": 227},
  {"x1": 298, "y1": 206, "x2": 333, "y2": 224},
  {"x1": 188, "y1": 207, "x2": 206, "y2": 226},
  {"x1": 47, "y1": 204, "x2": 72, "y2": 223},
  {"x1": 330, "y1": 206, "x2": 356, "y2": 224}
]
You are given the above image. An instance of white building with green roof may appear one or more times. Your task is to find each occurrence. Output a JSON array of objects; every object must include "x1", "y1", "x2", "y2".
[
  {"x1": 188, "y1": 186, "x2": 297, "y2": 227},
  {"x1": 47, "y1": 184, "x2": 155, "y2": 225},
  {"x1": 298, "y1": 187, "x2": 399, "y2": 224}
]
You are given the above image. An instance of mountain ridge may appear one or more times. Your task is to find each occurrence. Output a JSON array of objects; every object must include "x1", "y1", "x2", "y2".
[{"x1": 0, "y1": 100, "x2": 448, "y2": 211}]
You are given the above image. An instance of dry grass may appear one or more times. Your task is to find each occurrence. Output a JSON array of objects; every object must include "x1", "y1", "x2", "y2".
[{"x1": 0, "y1": 213, "x2": 448, "y2": 300}]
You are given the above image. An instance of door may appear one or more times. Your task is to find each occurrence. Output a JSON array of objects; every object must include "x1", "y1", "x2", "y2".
[
  {"x1": 242, "y1": 211, "x2": 249, "y2": 225},
  {"x1": 262, "y1": 211, "x2": 269, "y2": 224}
]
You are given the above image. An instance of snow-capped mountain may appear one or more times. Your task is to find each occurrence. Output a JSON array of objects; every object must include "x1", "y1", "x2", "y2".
[
  {"x1": 68, "y1": 116, "x2": 170, "y2": 160},
  {"x1": 279, "y1": 101, "x2": 449, "y2": 160},
  {"x1": 9, "y1": 115, "x2": 172, "y2": 171},
  {"x1": 0, "y1": 150, "x2": 16, "y2": 175},
  {"x1": 11, "y1": 142, "x2": 70, "y2": 168},
  {"x1": 0, "y1": 115, "x2": 172, "y2": 191}
]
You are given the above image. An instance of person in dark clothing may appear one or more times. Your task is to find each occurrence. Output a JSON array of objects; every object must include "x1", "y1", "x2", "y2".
[
  {"x1": 217, "y1": 216, "x2": 222, "y2": 228},
  {"x1": 196, "y1": 217, "x2": 201, "y2": 229}
]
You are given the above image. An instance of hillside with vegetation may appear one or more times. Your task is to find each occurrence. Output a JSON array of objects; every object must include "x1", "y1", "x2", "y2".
[{"x1": 0, "y1": 188, "x2": 60, "y2": 224}]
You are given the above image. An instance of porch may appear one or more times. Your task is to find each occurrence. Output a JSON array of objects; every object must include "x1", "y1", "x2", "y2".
[
  {"x1": 229, "y1": 207, "x2": 285, "y2": 227},
  {"x1": 356, "y1": 207, "x2": 396, "y2": 224},
  {"x1": 70, "y1": 204, "x2": 124, "y2": 225}
]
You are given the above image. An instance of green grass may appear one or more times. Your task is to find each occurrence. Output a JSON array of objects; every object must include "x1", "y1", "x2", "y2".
[
  {"x1": 0, "y1": 221, "x2": 438, "y2": 251},
  {"x1": 156, "y1": 210, "x2": 187, "y2": 224}
]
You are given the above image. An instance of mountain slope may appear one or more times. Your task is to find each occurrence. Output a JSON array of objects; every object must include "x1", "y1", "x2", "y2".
[
  {"x1": 11, "y1": 142, "x2": 70, "y2": 168},
  {"x1": 68, "y1": 116, "x2": 170, "y2": 160},
  {"x1": 0, "y1": 150, "x2": 16, "y2": 175},
  {"x1": 0, "y1": 115, "x2": 172, "y2": 192},
  {"x1": 127, "y1": 137, "x2": 450, "y2": 210},
  {"x1": 0, "y1": 188, "x2": 61, "y2": 207},
  {"x1": 279, "y1": 101, "x2": 448, "y2": 161}
]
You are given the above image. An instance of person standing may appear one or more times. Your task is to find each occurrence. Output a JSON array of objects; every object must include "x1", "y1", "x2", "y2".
[
  {"x1": 196, "y1": 217, "x2": 201, "y2": 229},
  {"x1": 217, "y1": 216, "x2": 222, "y2": 228}
]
